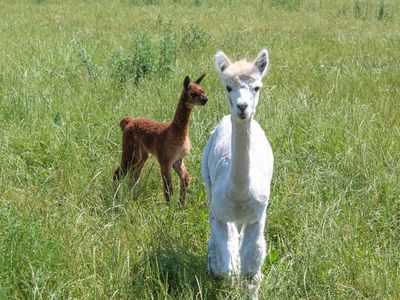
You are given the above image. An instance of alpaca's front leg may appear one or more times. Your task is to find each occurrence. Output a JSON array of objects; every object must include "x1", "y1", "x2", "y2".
[
  {"x1": 240, "y1": 218, "x2": 267, "y2": 299},
  {"x1": 160, "y1": 164, "x2": 173, "y2": 202},
  {"x1": 208, "y1": 213, "x2": 240, "y2": 280},
  {"x1": 173, "y1": 159, "x2": 190, "y2": 206}
]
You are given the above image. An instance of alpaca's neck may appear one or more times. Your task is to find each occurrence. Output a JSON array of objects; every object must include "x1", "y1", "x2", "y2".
[
  {"x1": 171, "y1": 92, "x2": 192, "y2": 139},
  {"x1": 229, "y1": 116, "x2": 252, "y2": 194}
]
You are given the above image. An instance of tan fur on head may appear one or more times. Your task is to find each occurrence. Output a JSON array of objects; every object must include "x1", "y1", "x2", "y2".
[
  {"x1": 215, "y1": 49, "x2": 269, "y2": 83},
  {"x1": 221, "y1": 60, "x2": 259, "y2": 81},
  {"x1": 220, "y1": 60, "x2": 261, "y2": 90}
]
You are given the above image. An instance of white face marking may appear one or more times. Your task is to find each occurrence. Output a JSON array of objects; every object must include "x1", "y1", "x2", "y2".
[{"x1": 223, "y1": 76, "x2": 262, "y2": 121}]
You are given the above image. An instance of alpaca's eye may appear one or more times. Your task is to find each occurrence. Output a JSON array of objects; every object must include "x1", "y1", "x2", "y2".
[
  {"x1": 254, "y1": 87, "x2": 260, "y2": 92},
  {"x1": 226, "y1": 86, "x2": 232, "y2": 92},
  {"x1": 190, "y1": 92, "x2": 197, "y2": 97}
]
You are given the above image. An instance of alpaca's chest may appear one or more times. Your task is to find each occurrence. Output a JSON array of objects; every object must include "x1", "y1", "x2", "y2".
[
  {"x1": 211, "y1": 187, "x2": 268, "y2": 224},
  {"x1": 179, "y1": 137, "x2": 191, "y2": 157},
  {"x1": 167, "y1": 136, "x2": 191, "y2": 161},
  {"x1": 183, "y1": 137, "x2": 191, "y2": 153}
]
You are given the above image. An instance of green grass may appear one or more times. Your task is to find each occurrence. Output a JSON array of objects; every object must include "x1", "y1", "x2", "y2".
[{"x1": 1, "y1": 0, "x2": 399, "y2": 298}]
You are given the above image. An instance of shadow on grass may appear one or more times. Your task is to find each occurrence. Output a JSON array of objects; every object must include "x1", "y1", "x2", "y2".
[{"x1": 129, "y1": 236, "x2": 241, "y2": 299}]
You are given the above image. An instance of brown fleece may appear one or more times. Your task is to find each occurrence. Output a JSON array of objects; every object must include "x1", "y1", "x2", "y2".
[{"x1": 114, "y1": 75, "x2": 207, "y2": 205}]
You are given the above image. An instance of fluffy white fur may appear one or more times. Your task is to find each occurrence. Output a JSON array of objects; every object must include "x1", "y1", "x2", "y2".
[{"x1": 201, "y1": 49, "x2": 273, "y2": 299}]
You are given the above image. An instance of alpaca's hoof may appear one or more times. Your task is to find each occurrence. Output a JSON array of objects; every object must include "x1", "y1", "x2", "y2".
[
  {"x1": 246, "y1": 272, "x2": 262, "y2": 300},
  {"x1": 113, "y1": 169, "x2": 120, "y2": 182}
]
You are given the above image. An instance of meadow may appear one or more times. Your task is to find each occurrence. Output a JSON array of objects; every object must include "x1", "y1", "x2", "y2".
[{"x1": 0, "y1": 0, "x2": 399, "y2": 298}]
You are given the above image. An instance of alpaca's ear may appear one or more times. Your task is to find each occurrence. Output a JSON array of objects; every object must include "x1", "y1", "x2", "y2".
[
  {"x1": 254, "y1": 48, "x2": 269, "y2": 77},
  {"x1": 194, "y1": 73, "x2": 206, "y2": 84},
  {"x1": 215, "y1": 51, "x2": 231, "y2": 73},
  {"x1": 183, "y1": 75, "x2": 191, "y2": 90}
]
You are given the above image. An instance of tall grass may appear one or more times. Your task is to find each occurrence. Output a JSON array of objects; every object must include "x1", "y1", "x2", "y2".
[{"x1": 0, "y1": 0, "x2": 399, "y2": 298}]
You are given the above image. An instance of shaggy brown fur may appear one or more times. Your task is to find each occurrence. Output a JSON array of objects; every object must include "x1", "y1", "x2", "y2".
[{"x1": 114, "y1": 74, "x2": 207, "y2": 205}]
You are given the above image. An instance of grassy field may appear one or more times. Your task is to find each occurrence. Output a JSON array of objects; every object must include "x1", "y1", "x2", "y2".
[{"x1": 0, "y1": 0, "x2": 399, "y2": 298}]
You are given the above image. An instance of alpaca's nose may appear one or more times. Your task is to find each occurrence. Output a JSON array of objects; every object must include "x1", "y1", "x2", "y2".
[
  {"x1": 201, "y1": 96, "x2": 208, "y2": 104},
  {"x1": 237, "y1": 104, "x2": 247, "y2": 112}
]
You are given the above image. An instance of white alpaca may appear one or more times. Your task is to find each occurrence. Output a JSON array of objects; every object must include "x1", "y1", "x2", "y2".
[{"x1": 201, "y1": 49, "x2": 273, "y2": 299}]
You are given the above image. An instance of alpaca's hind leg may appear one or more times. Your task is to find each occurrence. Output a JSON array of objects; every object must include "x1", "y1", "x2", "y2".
[
  {"x1": 114, "y1": 133, "x2": 139, "y2": 184},
  {"x1": 240, "y1": 217, "x2": 267, "y2": 299},
  {"x1": 132, "y1": 149, "x2": 149, "y2": 183},
  {"x1": 114, "y1": 146, "x2": 133, "y2": 183},
  {"x1": 173, "y1": 159, "x2": 190, "y2": 206},
  {"x1": 208, "y1": 213, "x2": 240, "y2": 281},
  {"x1": 160, "y1": 162, "x2": 173, "y2": 202}
]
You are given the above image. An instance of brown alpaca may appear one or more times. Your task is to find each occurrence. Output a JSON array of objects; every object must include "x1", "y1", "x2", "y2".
[{"x1": 114, "y1": 74, "x2": 207, "y2": 205}]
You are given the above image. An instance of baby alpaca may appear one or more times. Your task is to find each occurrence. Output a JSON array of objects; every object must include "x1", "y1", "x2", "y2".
[
  {"x1": 114, "y1": 74, "x2": 207, "y2": 205},
  {"x1": 201, "y1": 49, "x2": 273, "y2": 299}
]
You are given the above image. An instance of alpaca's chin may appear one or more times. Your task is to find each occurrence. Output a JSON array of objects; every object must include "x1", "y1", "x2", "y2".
[{"x1": 233, "y1": 113, "x2": 252, "y2": 122}]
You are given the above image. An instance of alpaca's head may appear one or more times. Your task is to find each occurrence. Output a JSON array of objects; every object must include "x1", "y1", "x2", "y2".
[
  {"x1": 215, "y1": 49, "x2": 269, "y2": 122},
  {"x1": 182, "y1": 74, "x2": 208, "y2": 108}
]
